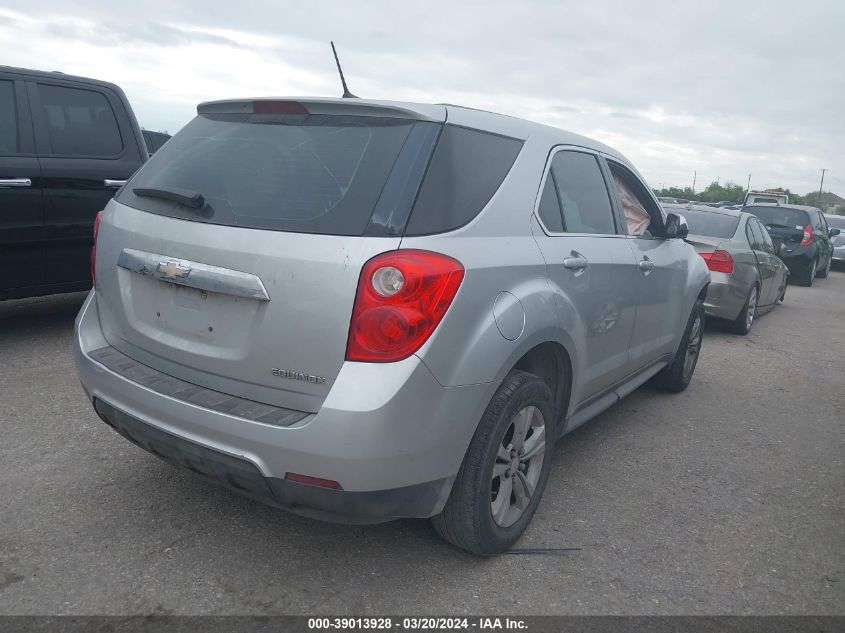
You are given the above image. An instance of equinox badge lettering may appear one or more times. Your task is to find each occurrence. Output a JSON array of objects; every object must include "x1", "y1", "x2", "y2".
[{"x1": 272, "y1": 368, "x2": 327, "y2": 385}]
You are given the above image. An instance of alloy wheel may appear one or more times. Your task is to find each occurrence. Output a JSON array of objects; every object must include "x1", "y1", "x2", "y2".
[
  {"x1": 490, "y1": 406, "x2": 546, "y2": 528},
  {"x1": 746, "y1": 287, "x2": 757, "y2": 331}
]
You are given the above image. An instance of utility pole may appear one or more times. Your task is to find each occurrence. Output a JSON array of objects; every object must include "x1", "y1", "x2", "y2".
[
  {"x1": 692, "y1": 171, "x2": 697, "y2": 194},
  {"x1": 746, "y1": 172, "x2": 751, "y2": 194},
  {"x1": 817, "y1": 168, "x2": 827, "y2": 203}
]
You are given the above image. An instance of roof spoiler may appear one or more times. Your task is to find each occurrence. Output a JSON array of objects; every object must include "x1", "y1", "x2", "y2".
[{"x1": 197, "y1": 98, "x2": 446, "y2": 122}]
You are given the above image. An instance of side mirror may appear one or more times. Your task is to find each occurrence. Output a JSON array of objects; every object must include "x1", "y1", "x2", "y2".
[
  {"x1": 778, "y1": 242, "x2": 787, "y2": 258},
  {"x1": 665, "y1": 212, "x2": 689, "y2": 239},
  {"x1": 829, "y1": 227, "x2": 841, "y2": 238}
]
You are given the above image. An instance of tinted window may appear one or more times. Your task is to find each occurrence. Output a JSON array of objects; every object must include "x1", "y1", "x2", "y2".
[
  {"x1": 682, "y1": 209, "x2": 740, "y2": 239},
  {"x1": 142, "y1": 130, "x2": 170, "y2": 153},
  {"x1": 549, "y1": 151, "x2": 616, "y2": 234},
  {"x1": 38, "y1": 84, "x2": 122, "y2": 156},
  {"x1": 537, "y1": 175, "x2": 564, "y2": 232},
  {"x1": 809, "y1": 210, "x2": 823, "y2": 230},
  {"x1": 119, "y1": 113, "x2": 434, "y2": 236},
  {"x1": 745, "y1": 206, "x2": 810, "y2": 231},
  {"x1": 0, "y1": 80, "x2": 17, "y2": 154},
  {"x1": 405, "y1": 125, "x2": 523, "y2": 235},
  {"x1": 756, "y1": 220, "x2": 774, "y2": 250},
  {"x1": 747, "y1": 220, "x2": 765, "y2": 249}
]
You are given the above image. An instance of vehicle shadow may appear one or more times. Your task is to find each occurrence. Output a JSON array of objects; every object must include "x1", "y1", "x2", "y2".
[{"x1": 0, "y1": 291, "x2": 88, "y2": 343}]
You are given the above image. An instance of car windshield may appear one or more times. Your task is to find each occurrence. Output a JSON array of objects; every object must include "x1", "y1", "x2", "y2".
[
  {"x1": 681, "y1": 209, "x2": 740, "y2": 238},
  {"x1": 744, "y1": 206, "x2": 810, "y2": 230}
]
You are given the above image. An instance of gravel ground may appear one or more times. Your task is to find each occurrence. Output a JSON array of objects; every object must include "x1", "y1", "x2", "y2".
[{"x1": 1, "y1": 271, "x2": 843, "y2": 615}]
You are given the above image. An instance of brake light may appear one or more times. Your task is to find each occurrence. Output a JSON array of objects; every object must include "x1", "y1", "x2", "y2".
[
  {"x1": 90, "y1": 210, "x2": 103, "y2": 286},
  {"x1": 800, "y1": 224, "x2": 814, "y2": 246},
  {"x1": 699, "y1": 249, "x2": 734, "y2": 274},
  {"x1": 253, "y1": 100, "x2": 308, "y2": 115},
  {"x1": 346, "y1": 250, "x2": 465, "y2": 362}
]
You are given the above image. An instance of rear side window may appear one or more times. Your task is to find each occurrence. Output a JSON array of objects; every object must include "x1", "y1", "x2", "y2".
[
  {"x1": 119, "y1": 113, "x2": 435, "y2": 236},
  {"x1": 537, "y1": 177, "x2": 564, "y2": 232},
  {"x1": 404, "y1": 125, "x2": 523, "y2": 235},
  {"x1": 747, "y1": 219, "x2": 765, "y2": 249},
  {"x1": 38, "y1": 84, "x2": 123, "y2": 156},
  {"x1": 756, "y1": 220, "x2": 774, "y2": 250},
  {"x1": 0, "y1": 80, "x2": 17, "y2": 154},
  {"x1": 545, "y1": 151, "x2": 617, "y2": 235},
  {"x1": 745, "y1": 206, "x2": 809, "y2": 231}
]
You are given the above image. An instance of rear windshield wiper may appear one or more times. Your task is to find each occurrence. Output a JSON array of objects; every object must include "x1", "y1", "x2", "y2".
[{"x1": 133, "y1": 186, "x2": 205, "y2": 209}]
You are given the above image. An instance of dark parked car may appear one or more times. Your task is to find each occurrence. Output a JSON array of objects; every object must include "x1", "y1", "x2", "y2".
[
  {"x1": 744, "y1": 204, "x2": 839, "y2": 286},
  {"x1": 0, "y1": 66, "x2": 148, "y2": 300},
  {"x1": 141, "y1": 130, "x2": 171, "y2": 156}
]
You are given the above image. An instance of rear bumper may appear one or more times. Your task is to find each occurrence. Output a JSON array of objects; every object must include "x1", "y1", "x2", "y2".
[
  {"x1": 780, "y1": 248, "x2": 816, "y2": 276},
  {"x1": 74, "y1": 291, "x2": 496, "y2": 522},
  {"x1": 703, "y1": 274, "x2": 747, "y2": 321},
  {"x1": 92, "y1": 398, "x2": 450, "y2": 523}
]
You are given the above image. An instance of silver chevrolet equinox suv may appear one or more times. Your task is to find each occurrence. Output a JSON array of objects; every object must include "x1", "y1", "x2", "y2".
[{"x1": 74, "y1": 97, "x2": 710, "y2": 555}]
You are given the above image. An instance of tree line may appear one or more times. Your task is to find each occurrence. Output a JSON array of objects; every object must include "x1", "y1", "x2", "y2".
[{"x1": 652, "y1": 180, "x2": 844, "y2": 213}]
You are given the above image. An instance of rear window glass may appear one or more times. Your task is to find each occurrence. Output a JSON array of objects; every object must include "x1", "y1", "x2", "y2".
[
  {"x1": 681, "y1": 209, "x2": 740, "y2": 239},
  {"x1": 404, "y1": 125, "x2": 523, "y2": 235},
  {"x1": 118, "y1": 114, "x2": 428, "y2": 236},
  {"x1": 745, "y1": 206, "x2": 810, "y2": 230}
]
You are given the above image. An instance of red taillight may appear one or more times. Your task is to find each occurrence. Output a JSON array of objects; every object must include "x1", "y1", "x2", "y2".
[
  {"x1": 90, "y1": 210, "x2": 103, "y2": 286},
  {"x1": 252, "y1": 100, "x2": 308, "y2": 115},
  {"x1": 284, "y1": 472, "x2": 343, "y2": 490},
  {"x1": 800, "y1": 224, "x2": 814, "y2": 246},
  {"x1": 346, "y1": 250, "x2": 465, "y2": 363},
  {"x1": 699, "y1": 249, "x2": 734, "y2": 274}
]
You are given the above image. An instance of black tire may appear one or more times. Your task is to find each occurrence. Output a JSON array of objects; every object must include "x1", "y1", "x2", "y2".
[
  {"x1": 817, "y1": 254, "x2": 831, "y2": 278},
  {"x1": 777, "y1": 279, "x2": 787, "y2": 303},
  {"x1": 726, "y1": 285, "x2": 758, "y2": 335},
  {"x1": 652, "y1": 299, "x2": 704, "y2": 393},
  {"x1": 432, "y1": 370, "x2": 556, "y2": 556},
  {"x1": 799, "y1": 260, "x2": 816, "y2": 286}
]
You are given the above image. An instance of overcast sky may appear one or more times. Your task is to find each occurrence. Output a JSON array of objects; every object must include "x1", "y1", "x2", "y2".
[{"x1": 1, "y1": 1, "x2": 843, "y2": 194}]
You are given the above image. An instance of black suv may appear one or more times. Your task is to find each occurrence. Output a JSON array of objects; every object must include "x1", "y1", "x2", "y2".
[
  {"x1": 0, "y1": 66, "x2": 148, "y2": 300},
  {"x1": 745, "y1": 204, "x2": 840, "y2": 286}
]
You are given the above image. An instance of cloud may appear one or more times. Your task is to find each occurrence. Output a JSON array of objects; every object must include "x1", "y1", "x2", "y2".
[{"x1": 0, "y1": 1, "x2": 841, "y2": 194}]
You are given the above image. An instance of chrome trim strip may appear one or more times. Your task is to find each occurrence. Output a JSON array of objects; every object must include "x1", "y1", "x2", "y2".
[
  {"x1": 117, "y1": 248, "x2": 270, "y2": 301},
  {"x1": 104, "y1": 179, "x2": 128, "y2": 188},
  {"x1": 0, "y1": 178, "x2": 31, "y2": 187}
]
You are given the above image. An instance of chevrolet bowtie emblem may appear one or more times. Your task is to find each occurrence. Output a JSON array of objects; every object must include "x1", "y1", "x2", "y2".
[{"x1": 156, "y1": 260, "x2": 191, "y2": 280}]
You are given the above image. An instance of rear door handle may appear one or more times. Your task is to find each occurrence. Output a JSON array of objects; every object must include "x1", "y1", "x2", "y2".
[
  {"x1": 563, "y1": 255, "x2": 589, "y2": 271},
  {"x1": 0, "y1": 178, "x2": 31, "y2": 187},
  {"x1": 104, "y1": 179, "x2": 127, "y2": 188},
  {"x1": 638, "y1": 257, "x2": 654, "y2": 274}
]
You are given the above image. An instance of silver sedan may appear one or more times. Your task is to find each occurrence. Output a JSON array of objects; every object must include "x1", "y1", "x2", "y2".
[{"x1": 665, "y1": 204, "x2": 789, "y2": 335}]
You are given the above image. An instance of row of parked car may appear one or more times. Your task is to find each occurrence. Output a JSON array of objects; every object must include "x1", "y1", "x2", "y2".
[
  {"x1": 2, "y1": 64, "x2": 840, "y2": 555},
  {"x1": 662, "y1": 201, "x2": 841, "y2": 335}
]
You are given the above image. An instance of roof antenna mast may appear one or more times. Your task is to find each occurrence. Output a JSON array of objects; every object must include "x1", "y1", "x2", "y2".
[{"x1": 331, "y1": 41, "x2": 358, "y2": 99}]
